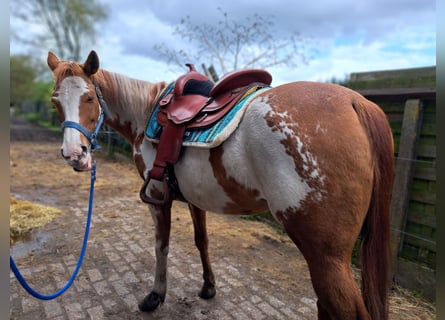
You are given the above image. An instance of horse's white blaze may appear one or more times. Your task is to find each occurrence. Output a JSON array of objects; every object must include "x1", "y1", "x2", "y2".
[{"x1": 55, "y1": 76, "x2": 89, "y2": 157}]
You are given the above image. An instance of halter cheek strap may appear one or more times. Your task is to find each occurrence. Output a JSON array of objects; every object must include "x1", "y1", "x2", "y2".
[{"x1": 61, "y1": 110, "x2": 104, "y2": 150}]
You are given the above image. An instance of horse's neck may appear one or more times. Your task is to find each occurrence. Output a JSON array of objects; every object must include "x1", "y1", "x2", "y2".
[{"x1": 94, "y1": 70, "x2": 167, "y2": 144}]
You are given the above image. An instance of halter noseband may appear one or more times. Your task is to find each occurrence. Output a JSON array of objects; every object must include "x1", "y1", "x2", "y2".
[{"x1": 60, "y1": 81, "x2": 110, "y2": 150}]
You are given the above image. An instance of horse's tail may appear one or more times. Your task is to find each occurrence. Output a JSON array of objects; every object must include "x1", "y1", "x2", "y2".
[{"x1": 353, "y1": 96, "x2": 394, "y2": 320}]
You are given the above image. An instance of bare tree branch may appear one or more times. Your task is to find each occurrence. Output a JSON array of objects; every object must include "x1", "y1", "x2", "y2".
[{"x1": 154, "y1": 8, "x2": 313, "y2": 77}]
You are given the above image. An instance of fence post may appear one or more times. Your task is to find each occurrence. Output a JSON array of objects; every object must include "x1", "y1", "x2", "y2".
[
  {"x1": 390, "y1": 98, "x2": 424, "y2": 279},
  {"x1": 201, "y1": 64, "x2": 219, "y2": 82}
]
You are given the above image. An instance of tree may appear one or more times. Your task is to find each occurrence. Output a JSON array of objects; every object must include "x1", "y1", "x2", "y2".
[
  {"x1": 11, "y1": 0, "x2": 108, "y2": 61},
  {"x1": 154, "y1": 8, "x2": 313, "y2": 80},
  {"x1": 10, "y1": 55, "x2": 37, "y2": 106}
]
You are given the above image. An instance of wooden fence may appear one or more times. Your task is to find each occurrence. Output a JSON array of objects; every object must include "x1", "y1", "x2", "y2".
[{"x1": 349, "y1": 66, "x2": 436, "y2": 301}]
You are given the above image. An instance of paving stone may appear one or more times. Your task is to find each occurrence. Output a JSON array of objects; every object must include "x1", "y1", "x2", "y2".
[
  {"x1": 43, "y1": 300, "x2": 64, "y2": 318},
  {"x1": 87, "y1": 268, "x2": 104, "y2": 283},
  {"x1": 257, "y1": 301, "x2": 286, "y2": 320},
  {"x1": 87, "y1": 305, "x2": 105, "y2": 320},
  {"x1": 93, "y1": 280, "x2": 113, "y2": 296},
  {"x1": 65, "y1": 302, "x2": 85, "y2": 320},
  {"x1": 21, "y1": 296, "x2": 40, "y2": 313}
]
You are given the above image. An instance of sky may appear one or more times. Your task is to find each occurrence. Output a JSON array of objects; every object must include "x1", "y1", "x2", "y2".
[{"x1": 10, "y1": 0, "x2": 436, "y2": 86}]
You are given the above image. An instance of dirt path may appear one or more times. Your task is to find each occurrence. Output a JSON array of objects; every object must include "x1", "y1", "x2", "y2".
[{"x1": 9, "y1": 118, "x2": 434, "y2": 319}]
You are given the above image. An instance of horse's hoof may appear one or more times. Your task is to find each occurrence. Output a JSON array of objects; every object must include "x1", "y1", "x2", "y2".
[
  {"x1": 199, "y1": 284, "x2": 216, "y2": 300},
  {"x1": 138, "y1": 292, "x2": 164, "y2": 312}
]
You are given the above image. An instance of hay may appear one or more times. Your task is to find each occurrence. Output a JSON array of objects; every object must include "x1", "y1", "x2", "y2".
[
  {"x1": 389, "y1": 285, "x2": 436, "y2": 319},
  {"x1": 10, "y1": 196, "x2": 62, "y2": 242}
]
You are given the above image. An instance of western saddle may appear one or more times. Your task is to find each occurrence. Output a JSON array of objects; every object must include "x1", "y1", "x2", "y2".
[{"x1": 140, "y1": 64, "x2": 272, "y2": 206}]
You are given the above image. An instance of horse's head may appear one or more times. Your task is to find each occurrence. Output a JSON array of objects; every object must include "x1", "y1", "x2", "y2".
[{"x1": 47, "y1": 50, "x2": 103, "y2": 172}]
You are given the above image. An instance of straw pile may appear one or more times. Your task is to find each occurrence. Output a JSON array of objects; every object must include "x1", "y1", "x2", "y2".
[
  {"x1": 389, "y1": 285, "x2": 435, "y2": 319},
  {"x1": 10, "y1": 196, "x2": 62, "y2": 243}
]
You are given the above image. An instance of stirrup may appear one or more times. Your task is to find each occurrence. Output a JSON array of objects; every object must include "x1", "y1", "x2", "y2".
[{"x1": 139, "y1": 173, "x2": 171, "y2": 207}]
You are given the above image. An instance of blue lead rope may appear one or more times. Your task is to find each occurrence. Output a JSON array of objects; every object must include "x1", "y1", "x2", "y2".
[{"x1": 10, "y1": 163, "x2": 97, "y2": 300}]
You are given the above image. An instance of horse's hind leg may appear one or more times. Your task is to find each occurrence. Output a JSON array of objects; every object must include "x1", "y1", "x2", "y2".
[
  {"x1": 282, "y1": 215, "x2": 370, "y2": 320},
  {"x1": 188, "y1": 204, "x2": 216, "y2": 299},
  {"x1": 309, "y1": 257, "x2": 370, "y2": 320},
  {"x1": 139, "y1": 200, "x2": 172, "y2": 312}
]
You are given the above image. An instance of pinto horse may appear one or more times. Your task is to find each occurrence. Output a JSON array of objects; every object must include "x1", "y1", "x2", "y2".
[{"x1": 47, "y1": 50, "x2": 393, "y2": 320}]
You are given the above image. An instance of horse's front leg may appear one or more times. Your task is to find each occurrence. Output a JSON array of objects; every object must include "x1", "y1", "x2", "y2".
[
  {"x1": 188, "y1": 204, "x2": 216, "y2": 299},
  {"x1": 138, "y1": 200, "x2": 172, "y2": 312}
]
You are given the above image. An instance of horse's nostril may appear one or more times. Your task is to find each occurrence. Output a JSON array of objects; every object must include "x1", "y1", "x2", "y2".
[
  {"x1": 60, "y1": 148, "x2": 69, "y2": 160},
  {"x1": 61, "y1": 147, "x2": 87, "y2": 161}
]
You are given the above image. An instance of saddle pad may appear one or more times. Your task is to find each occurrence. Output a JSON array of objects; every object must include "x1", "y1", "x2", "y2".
[{"x1": 145, "y1": 84, "x2": 271, "y2": 148}]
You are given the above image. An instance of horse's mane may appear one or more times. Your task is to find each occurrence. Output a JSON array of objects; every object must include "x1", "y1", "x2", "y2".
[{"x1": 92, "y1": 69, "x2": 167, "y2": 117}]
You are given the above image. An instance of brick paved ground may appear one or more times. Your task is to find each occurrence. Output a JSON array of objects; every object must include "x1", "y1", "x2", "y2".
[
  {"x1": 10, "y1": 194, "x2": 318, "y2": 320},
  {"x1": 10, "y1": 118, "x2": 318, "y2": 319}
]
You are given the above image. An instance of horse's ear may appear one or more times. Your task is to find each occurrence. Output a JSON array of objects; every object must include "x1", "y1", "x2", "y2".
[
  {"x1": 83, "y1": 50, "x2": 99, "y2": 76},
  {"x1": 47, "y1": 51, "x2": 60, "y2": 71}
]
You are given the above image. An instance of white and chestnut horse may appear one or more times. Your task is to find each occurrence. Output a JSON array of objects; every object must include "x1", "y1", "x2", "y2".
[{"x1": 47, "y1": 50, "x2": 394, "y2": 320}]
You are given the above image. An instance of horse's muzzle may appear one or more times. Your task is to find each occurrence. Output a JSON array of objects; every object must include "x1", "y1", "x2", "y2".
[{"x1": 61, "y1": 146, "x2": 92, "y2": 171}]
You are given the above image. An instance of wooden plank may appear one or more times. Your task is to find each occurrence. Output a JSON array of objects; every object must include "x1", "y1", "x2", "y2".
[
  {"x1": 416, "y1": 144, "x2": 436, "y2": 158},
  {"x1": 359, "y1": 87, "x2": 436, "y2": 100},
  {"x1": 407, "y1": 209, "x2": 436, "y2": 229},
  {"x1": 390, "y1": 99, "x2": 424, "y2": 278},
  {"x1": 351, "y1": 66, "x2": 436, "y2": 82},
  {"x1": 402, "y1": 233, "x2": 436, "y2": 253},
  {"x1": 396, "y1": 258, "x2": 435, "y2": 301},
  {"x1": 413, "y1": 167, "x2": 435, "y2": 181},
  {"x1": 409, "y1": 192, "x2": 436, "y2": 205}
]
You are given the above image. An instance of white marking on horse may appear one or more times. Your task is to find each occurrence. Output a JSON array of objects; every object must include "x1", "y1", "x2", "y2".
[
  {"x1": 54, "y1": 76, "x2": 89, "y2": 157},
  {"x1": 245, "y1": 95, "x2": 326, "y2": 220},
  {"x1": 315, "y1": 123, "x2": 328, "y2": 134},
  {"x1": 175, "y1": 148, "x2": 233, "y2": 212}
]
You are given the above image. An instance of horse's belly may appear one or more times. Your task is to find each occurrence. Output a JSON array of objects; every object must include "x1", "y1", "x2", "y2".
[{"x1": 174, "y1": 147, "x2": 268, "y2": 214}]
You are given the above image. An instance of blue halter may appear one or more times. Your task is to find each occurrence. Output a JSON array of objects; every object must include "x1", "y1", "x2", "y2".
[
  {"x1": 61, "y1": 112, "x2": 104, "y2": 150},
  {"x1": 60, "y1": 82, "x2": 109, "y2": 150}
]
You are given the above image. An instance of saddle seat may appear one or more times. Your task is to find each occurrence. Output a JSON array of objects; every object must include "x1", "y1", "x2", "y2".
[{"x1": 141, "y1": 64, "x2": 272, "y2": 205}]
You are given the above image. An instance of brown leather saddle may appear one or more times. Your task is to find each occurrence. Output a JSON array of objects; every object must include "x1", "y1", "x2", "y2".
[{"x1": 140, "y1": 64, "x2": 272, "y2": 206}]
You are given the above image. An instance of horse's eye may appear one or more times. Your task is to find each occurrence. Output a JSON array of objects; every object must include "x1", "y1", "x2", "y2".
[
  {"x1": 87, "y1": 96, "x2": 94, "y2": 103},
  {"x1": 50, "y1": 97, "x2": 58, "y2": 108}
]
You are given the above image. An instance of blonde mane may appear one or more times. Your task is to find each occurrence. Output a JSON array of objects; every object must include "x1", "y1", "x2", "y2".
[
  {"x1": 53, "y1": 60, "x2": 167, "y2": 119},
  {"x1": 93, "y1": 69, "x2": 167, "y2": 119}
]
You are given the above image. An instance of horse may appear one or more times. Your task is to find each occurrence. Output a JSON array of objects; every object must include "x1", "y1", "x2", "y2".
[{"x1": 47, "y1": 50, "x2": 394, "y2": 320}]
